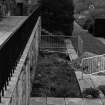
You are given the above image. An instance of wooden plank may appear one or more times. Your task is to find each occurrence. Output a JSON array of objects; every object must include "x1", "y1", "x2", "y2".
[{"x1": 84, "y1": 99, "x2": 103, "y2": 105}]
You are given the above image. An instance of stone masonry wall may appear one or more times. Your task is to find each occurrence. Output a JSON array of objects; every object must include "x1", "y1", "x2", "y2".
[{"x1": 0, "y1": 17, "x2": 41, "y2": 105}]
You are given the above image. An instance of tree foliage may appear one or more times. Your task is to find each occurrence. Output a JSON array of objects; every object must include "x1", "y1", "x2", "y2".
[
  {"x1": 74, "y1": 0, "x2": 105, "y2": 13},
  {"x1": 39, "y1": 0, "x2": 74, "y2": 35}
]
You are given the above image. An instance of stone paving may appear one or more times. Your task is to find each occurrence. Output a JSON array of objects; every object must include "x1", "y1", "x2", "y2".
[
  {"x1": 65, "y1": 39, "x2": 78, "y2": 61},
  {"x1": 75, "y1": 71, "x2": 95, "y2": 91},
  {"x1": 0, "y1": 16, "x2": 27, "y2": 46},
  {"x1": 30, "y1": 97, "x2": 105, "y2": 105}
]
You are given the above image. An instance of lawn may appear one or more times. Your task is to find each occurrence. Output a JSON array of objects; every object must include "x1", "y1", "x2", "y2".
[
  {"x1": 31, "y1": 51, "x2": 82, "y2": 97},
  {"x1": 73, "y1": 22, "x2": 105, "y2": 55}
]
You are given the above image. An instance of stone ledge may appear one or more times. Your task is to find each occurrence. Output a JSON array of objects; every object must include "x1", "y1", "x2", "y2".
[{"x1": 30, "y1": 97, "x2": 104, "y2": 105}]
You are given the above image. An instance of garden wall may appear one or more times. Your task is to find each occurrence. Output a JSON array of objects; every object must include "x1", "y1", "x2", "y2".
[{"x1": 0, "y1": 17, "x2": 41, "y2": 105}]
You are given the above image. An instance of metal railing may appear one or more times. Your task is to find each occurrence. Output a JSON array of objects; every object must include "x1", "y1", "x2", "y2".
[
  {"x1": 39, "y1": 33, "x2": 83, "y2": 55},
  {"x1": 0, "y1": 5, "x2": 40, "y2": 102},
  {"x1": 39, "y1": 34, "x2": 66, "y2": 53},
  {"x1": 81, "y1": 54, "x2": 105, "y2": 74}
]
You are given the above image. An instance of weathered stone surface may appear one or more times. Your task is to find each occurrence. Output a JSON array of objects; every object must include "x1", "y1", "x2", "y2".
[
  {"x1": 47, "y1": 98, "x2": 65, "y2": 105},
  {"x1": 65, "y1": 98, "x2": 84, "y2": 105},
  {"x1": 0, "y1": 17, "x2": 41, "y2": 105},
  {"x1": 0, "y1": 16, "x2": 27, "y2": 46},
  {"x1": 66, "y1": 39, "x2": 78, "y2": 61},
  {"x1": 0, "y1": 98, "x2": 10, "y2": 105},
  {"x1": 30, "y1": 97, "x2": 46, "y2": 105},
  {"x1": 84, "y1": 99, "x2": 103, "y2": 105}
]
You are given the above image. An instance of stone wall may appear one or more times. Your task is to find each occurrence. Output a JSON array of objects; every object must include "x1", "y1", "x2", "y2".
[{"x1": 0, "y1": 17, "x2": 41, "y2": 105}]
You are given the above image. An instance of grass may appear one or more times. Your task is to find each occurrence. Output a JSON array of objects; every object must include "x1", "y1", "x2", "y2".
[
  {"x1": 31, "y1": 51, "x2": 82, "y2": 97},
  {"x1": 73, "y1": 22, "x2": 105, "y2": 55}
]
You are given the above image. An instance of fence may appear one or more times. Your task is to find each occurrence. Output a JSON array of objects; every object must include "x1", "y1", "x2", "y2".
[
  {"x1": 0, "y1": 6, "x2": 40, "y2": 104},
  {"x1": 39, "y1": 33, "x2": 83, "y2": 56},
  {"x1": 39, "y1": 34, "x2": 66, "y2": 53},
  {"x1": 81, "y1": 54, "x2": 105, "y2": 74}
]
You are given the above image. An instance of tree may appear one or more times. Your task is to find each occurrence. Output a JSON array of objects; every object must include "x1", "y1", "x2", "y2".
[{"x1": 39, "y1": 0, "x2": 74, "y2": 36}]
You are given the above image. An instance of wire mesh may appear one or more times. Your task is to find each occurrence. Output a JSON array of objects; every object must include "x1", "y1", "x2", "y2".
[
  {"x1": 81, "y1": 54, "x2": 105, "y2": 74},
  {"x1": 39, "y1": 34, "x2": 81, "y2": 55},
  {"x1": 39, "y1": 34, "x2": 66, "y2": 53}
]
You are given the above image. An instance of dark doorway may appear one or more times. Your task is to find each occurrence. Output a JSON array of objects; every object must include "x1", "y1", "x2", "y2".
[
  {"x1": 16, "y1": 3, "x2": 23, "y2": 16},
  {"x1": 94, "y1": 18, "x2": 105, "y2": 37}
]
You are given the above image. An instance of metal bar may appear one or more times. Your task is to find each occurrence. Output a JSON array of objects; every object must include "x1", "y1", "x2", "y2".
[{"x1": 81, "y1": 54, "x2": 105, "y2": 74}]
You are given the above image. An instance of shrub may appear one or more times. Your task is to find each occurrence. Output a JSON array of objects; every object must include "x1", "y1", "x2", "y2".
[
  {"x1": 82, "y1": 87, "x2": 100, "y2": 98},
  {"x1": 98, "y1": 85, "x2": 105, "y2": 96}
]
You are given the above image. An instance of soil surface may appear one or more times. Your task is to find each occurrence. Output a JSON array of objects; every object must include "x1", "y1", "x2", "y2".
[{"x1": 31, "y1": 51, "x2": 82, "y2": 97}]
